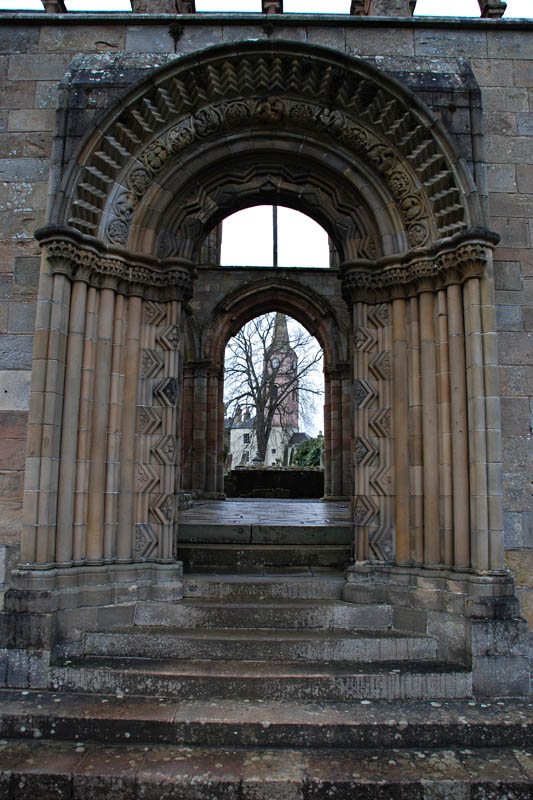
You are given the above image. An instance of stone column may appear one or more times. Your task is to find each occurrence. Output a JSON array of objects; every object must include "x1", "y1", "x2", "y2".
[
  {"x1": 463, "y1": 276, "x2": 489, "y2": 571},
  {"x1": 329, "y1": 369, "x2": 342, "y2": 497},
  {"x1": 87, "y1": 286, "x2": 116, "y2": 563},
  {"x1": 480, "y1": 254, "x2": 505, "y2": 571},
  {"x1": 216, "y1": 372, "x2": 225, "y2": 495},
  {"x1": 407, "y1": 295, "x2": 424, "y2": 564},
  {"x1": 419, "y1": 288, "x2": 440, "y2": 566},
  {"x1": 55, "y1": 274, "x2": 88, "y2": 565},
  {"x1": 117, "y1": 295, "x2": 142, "y2": 561},
  {"x1": 206, "y1": 367, "x2": 219, "y2": 496},
  {"x1": 341, "y1": 364, "x2": 353, "y2": 498},
  {"x1": 20, "y1": 236, "x2": 194, "y2": 584},
  {"x1": 322, "y1": 371, "x2": 332, "y2": 497},
  {"x1": 447, "y1": 281, "x2": 470, "y2": 569},
  {"x1": 392, "y1": 296, "x2": 410, "y2": 564},
  {"x1": 191, "y1": 361, "x2": 208, "y2": 494},
  {"x1": 436, "y1": 289, "x2": 453, "y2": 567},
  {"x1": 180, "y1": 364, "x2": 194, "y2": 492}
]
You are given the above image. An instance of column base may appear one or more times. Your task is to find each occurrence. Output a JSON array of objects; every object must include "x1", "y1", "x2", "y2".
[
  {"x1": 343, "y1": 562, "x2": 530, "y2": 698},
  {"x1": 0, "y1": 561, "x2": 184, "y2": 688}
]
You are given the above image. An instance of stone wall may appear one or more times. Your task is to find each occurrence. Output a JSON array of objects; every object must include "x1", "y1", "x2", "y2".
[{"x1": 0, "y1": 11, "x2": 531, "y2": 618}]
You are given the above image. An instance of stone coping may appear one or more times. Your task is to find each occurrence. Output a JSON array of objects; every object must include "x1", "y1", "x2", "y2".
[{"x1": 0, "y1": 11, "x2": 532, "y2": 27}]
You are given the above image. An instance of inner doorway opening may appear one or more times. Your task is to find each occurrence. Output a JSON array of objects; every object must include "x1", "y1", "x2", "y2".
[{"x1": 224, "y1": 311, "x2": 325, "y2": 498}]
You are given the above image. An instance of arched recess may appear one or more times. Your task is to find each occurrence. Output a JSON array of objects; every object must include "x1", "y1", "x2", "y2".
[
  {"x1": 181, "y1": 278, "x2": 350, "y2": 499},
  {"x1": 27, "y1": 38, "x2": 502, "y2": 585}
]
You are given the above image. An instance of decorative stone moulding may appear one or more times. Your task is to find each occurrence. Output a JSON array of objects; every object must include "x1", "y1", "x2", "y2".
[
  {"x1": 102, "y1": 95, "x2": 435, "y2": 253},
  {"x1": 35, "y1": 226, "x2": 196, "y2": 303},
  {"x1": 341, "y1": 231, "x2": 499, "y2": 303},
  {"x1": 61, "y1": 42, "x2": 476, "y2": 265}
]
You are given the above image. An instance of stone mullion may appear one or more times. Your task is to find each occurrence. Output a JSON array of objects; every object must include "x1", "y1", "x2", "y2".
[
  {"x1": 56, "y1": 277, "x2": 88, "y2": 565},
  {"x1": 86, "y1": 287, "x2": 116, "y2": 563},
  {"x1": 21, "y1": 262, "x2": 55, "y2": 564},
  {"x1": 479, "y1": 259, "x2": 504, "y2": 571},
  {"x1": 36, "y1": 272, "x2": 71, "y2": 565},
  {"x1": 322, "y1": 371, "x2": 331, "y2": 497},
  {"x1": 447, "y1": 282, "x2": 470, "y2": 570},
  {"x1": 73, "y1": 287, "x2": 98, "y2": 562},
  {"x1": 419, "y1": 290, "x2": 440, "y2": 566},
  {"x1": 407, "y1": 295, "x2": 424, "y2": 564},
  {"x1": 117, "y1": 295, "x2": 142, "y2": 561},
  {"x1": 181, "y1": 365, "x2": 194, "y2": 492},
  {"x1": 103, "y1": 293, "x2": 126, "y2": 561},
  {"x1": 436, "y1": 289, "x2": 453, "y2": 567},
  {"x1": 463, "y1": 277, "x2": 489, "y2": 572},
  {"x1": 392, "y1": 297, "x2": 410, "y2": 565}
]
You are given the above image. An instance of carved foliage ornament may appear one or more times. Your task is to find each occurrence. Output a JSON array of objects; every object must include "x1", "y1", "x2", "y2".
[
  {"x1": 342, "y1": 242, "x2": 490, "y2": 299},
  {"x1": 45, "y1": 239, "x2": 194, "y2": 299},
  {"x1": 109, "y1": 96, "x2": 428, "y2": 248}
]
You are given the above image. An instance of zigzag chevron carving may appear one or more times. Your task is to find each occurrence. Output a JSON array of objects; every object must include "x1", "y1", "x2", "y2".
[{"x1": 67, "y1": 46, "x2": 467, "y2": 246}]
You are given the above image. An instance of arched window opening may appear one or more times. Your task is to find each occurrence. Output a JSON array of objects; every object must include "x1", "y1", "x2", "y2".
[
  {"x1": 224, "y1": 312, "x2": 324, "y2": 480},
  {"x1": 220, "y1": 206, "x2": 332, "y2": 269}
]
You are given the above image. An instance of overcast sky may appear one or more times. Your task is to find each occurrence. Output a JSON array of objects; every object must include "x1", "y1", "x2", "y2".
[{"x1": 0, "y1": 0, "x2": 531, "y2": 14}]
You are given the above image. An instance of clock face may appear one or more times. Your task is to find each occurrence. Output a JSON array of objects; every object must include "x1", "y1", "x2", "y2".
[{"x1": 272, "y1": 357, "x2": 280, "y2": 369}]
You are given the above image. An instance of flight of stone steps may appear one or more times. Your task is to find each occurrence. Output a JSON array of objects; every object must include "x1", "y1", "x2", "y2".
[
  {"x1": 49, "y1": 570, "x2": 472, "y2": 701},
  {"x1": 1, "y1": 570, "x2": 532, "y2": 796}
]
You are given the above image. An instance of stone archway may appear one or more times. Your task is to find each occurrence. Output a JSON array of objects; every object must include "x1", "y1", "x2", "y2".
[
  {"x1": 181, "y1": 276, "x2": 350, "y2": 500},
  {"x1": 7, "y1": 39, "x2": 527, "y2": 696}
]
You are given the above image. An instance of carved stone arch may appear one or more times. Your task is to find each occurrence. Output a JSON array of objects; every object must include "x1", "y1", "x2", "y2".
[
  {"x1": 150, "y1": 151, "x2": 382, "y2": 264},
  {"x1": 17, "y1": 33, "x2": 527, "y2": 701},
  {"x1": 55, "y1": 40, "x2": 483, "y2": 266},
  {"x1": 204, "y1": 277, "x2": 347, "y2": 367},
  {"x1": 181, "y1": 275, "x2": 351, "y2": 500}
]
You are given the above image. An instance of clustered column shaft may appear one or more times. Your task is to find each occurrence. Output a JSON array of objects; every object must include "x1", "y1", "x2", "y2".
[
  {"x1": 345, "y1": 243, "x2": 504, "y2": 574},
  {"x1": 21, "y1": 245, "x2": 189, "y2": 569}
]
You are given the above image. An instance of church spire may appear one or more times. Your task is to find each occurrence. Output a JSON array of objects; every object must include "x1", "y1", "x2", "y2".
[{"x1": 271, "y1": 313, "x2": 290, "y2": 350}]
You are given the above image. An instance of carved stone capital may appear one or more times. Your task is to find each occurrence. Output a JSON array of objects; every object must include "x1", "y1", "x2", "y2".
[
  {"x1": 341, "y1": 231, "x2": 497, "y2": 303},
  {"x1": 36, "y1": 227, "x2": 196, "y2": 303}
]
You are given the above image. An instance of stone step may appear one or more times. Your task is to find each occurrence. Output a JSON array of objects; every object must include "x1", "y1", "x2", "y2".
[
  {"x1": 179, "y1": 523, "x2": 353, "y2": 544},
  {"x1": 183, "y1": 570, "x2": 346, "y2": 600},
  {"x1": 50, "y1": 658, "x2": 472, "y2": 701},
  {"x1": 178, "y1": 543, "x2": 352, "y2": 569},
  {"x1": 2, "y1": 692, "x2": 532, "y2": 751},
  {"x1": 1, "y1": 739, "x2": 532, "y2": 799},
  {"x1": 133, "y1": 599, "x2": 393, "y2": 630},
  {"x1": 82, "y1": 628, "x2": 438, "y2": 662}
]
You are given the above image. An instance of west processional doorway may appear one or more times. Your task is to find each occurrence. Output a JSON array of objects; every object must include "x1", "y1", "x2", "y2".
[{"x1": 5, "y1": 40, "x2": 528, "y2": 696}]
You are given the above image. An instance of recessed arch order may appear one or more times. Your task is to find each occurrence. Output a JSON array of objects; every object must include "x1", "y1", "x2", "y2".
[{"x1": 48, "y1": 38, "x2": 487, "y2": 275}]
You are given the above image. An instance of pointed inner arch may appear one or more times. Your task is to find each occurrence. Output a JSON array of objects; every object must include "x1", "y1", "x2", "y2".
[
  {"x1": 220, "y1": 206, "x2": 332, "y2": 269},
  {"x1": 224, "y1": 312, "x2": 325, "y2": 471}
]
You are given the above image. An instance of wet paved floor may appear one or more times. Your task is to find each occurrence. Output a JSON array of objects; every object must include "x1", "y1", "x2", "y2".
[{"x1": 180, "y1": 499, "x2": 351, "y2": 526}]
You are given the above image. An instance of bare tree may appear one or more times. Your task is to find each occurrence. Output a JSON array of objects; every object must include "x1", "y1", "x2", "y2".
[{"x1": 224, "y1": 313, "x2": 323, "y2": 463}]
